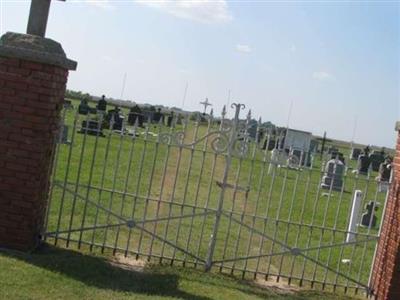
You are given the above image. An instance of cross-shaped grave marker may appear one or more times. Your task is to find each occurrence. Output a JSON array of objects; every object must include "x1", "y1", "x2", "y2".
[{"x1": 27, "y1": 0, "x2": 65, "y2": 37}]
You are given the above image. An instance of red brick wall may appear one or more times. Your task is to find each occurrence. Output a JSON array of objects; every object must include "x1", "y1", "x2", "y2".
[
  {"x1": 0, "y1": 56, "x2": 68, "y2": 251},
  {"x1": 371, "y1": 129, "x2": 400, "y2": 299}
]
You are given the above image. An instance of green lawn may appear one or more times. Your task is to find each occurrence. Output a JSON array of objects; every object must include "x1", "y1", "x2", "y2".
[
  {"x1": 0, "y1": 245, "x2": 358, "y2": 300},
  {"x1": 44, "y1": 99, "x2": 387, "y2": 295}
]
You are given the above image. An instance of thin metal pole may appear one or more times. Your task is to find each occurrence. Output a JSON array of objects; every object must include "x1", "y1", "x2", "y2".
[{"x1": 205, "y1": 103, "x2": 243, "y2": 271}]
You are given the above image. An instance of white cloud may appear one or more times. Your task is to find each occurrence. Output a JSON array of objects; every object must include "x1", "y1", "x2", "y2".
[
  {"x1": 85, "y1": 0, "x2": 115, "y2": 10},
  {"x1": 312, "y1": 71, "x2": 335, "y2": 81},
  {"x1": 290, "y1": 44, "x2": 297, "y2": 52},
  {"x1": 135, "y1": 0, "x2": 233, "y2": 24},
  {"x1": 236, "y1": 44, "x2": 252, "y2": 53}
]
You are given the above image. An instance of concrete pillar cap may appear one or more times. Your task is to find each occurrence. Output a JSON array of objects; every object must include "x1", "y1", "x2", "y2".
[{"x1": 0, "y1": 32, "x2": 77, "y2": 70}]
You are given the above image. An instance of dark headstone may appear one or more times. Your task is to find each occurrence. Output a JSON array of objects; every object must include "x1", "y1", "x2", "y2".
[
  {"x1": 360, "y1": 201, "x2": 378, "y2": 228},
  {"x1": 370, "y1": 153, "x2": 385, "y2": 172},
  {"x1": 167, "y1": 111, "x2": 174, "y2": 127},
  {"x1": 350, "y1": 148, "x2": 362, "y2": 160},
  {"x1": 378, "y1": 160, "x2": 392, "y2": 182},
  {"x1": 78, "y1": 99, "x2": 90, "y2": 115},
  {"x1": 357, "y1": 154, "x2": 370, "y2": 175},
  {"x1": 97, "y1": 95, "x2": 107, "y2": 112},
  {"x1": 128, "y1": 105, "x2": 144, "y2": 127},
  {"x1": 80, "y1": 120, "x2": 104, "y2": 136},
  {"x1": 153, "y1": 108, "x2": 164, "y2": 124}
]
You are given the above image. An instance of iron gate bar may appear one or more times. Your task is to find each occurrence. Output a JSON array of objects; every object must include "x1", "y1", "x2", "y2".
[
  {"x1": 134, "y1": 116, "x2": 159, "y2": 258},
  {"x1": 44, "y1": 108, "x2": 68, "y2": 242},
  {"x1": 53, "y1": 183, "x2": 128, "y2": 222},
  {"x1": 113, "y1": 119, "x2": 139, "y2": 254},
  {"x1": 46, "y1": 222, "x2": 127, "y2": 236},
  {"x1": 212, "y1": 237, "x2": 378, "y2": 264},
  {"x1": 171, "y1": 115, "x2": 200, "y2": 263},
  {"x1": 56, "y1": 181, "x2": 219, "y2": 213},
  {"x1": 54, "y1": 110, "x2": 79, "y2": 246},
  {"x1": 66, "y1": 112, "x2": 92, "y2": 247},
  {"x1": 53, "y1": 180, "x2": 380, "y2": 238},
  {"x1": 78, "y1": 113, "x2": 105, "y2": 248},
  {"x1": 183, "y1": 114, "x2": 213, "y2": 265}
]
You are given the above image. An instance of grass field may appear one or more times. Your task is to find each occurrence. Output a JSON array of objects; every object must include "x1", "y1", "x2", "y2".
[
  {"x1": 0, "y1": 245, "x2": 359, "y2": 300},
  {"x1": 44, "y1": 99, "x2": 388, "y2": 295}
]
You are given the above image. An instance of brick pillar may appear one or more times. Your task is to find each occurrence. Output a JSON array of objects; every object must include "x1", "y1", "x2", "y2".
[
  {"x1": 0, "y1": 32, "x2": 76, "y2": 251},
  {"x1": 370, "y1": 122, "x2": 400, "y2": 299}
]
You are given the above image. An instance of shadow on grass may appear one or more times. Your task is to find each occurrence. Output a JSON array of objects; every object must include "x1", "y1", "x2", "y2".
[
  {"x1": 1, "y1": 244, "x2": 356, "y2": 300},
  {"x1": 1, "y1": 244, "x2": 210, "y2": 300}
]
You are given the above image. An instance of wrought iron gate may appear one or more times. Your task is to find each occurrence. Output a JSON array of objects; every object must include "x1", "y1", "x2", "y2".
[{"x1": 44, "y1": 102, "x2": 388, "y2": 296}]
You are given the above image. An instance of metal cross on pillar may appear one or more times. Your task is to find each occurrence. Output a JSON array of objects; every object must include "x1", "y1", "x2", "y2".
[{"x1": 27, "y1": 0, "x2": 65, "y2": 37}]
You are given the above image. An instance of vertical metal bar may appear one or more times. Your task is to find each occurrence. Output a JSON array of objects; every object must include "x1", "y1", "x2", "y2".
[
  {"x1": 287, "y1": 165, "x2": 313, "y2": 285},
  {"x1": 321, "y1": 171, "x2": 351, "y2": 288},
  {"x1": 205, "y1": 103, "x2": 244, "y2": 271},
  {"x1": 367, "y1": 185, "x2": 390, "y2": 291},
  {"x1": 354, "y1": 186, "x2": 380, "y2": 293},
  {"x1": 125, "y1": 117, "x2": 153, "y2": 257},
  {"x1": 66, "y1": 112, "x2": 91, "y2": 247},
  {"x1": 276, "y1": 164, "x2": 301, "y2": 281},
  {"x1": 148, "y1": 120, "x2": 174, "y2": 257},
  {"x1": 244, "y1": 127, "x2": 270, "y2": 279},
  {"x1": 183, "y1": 113, "x2": 213, "y2": 266},
  {"x1": 171, "y1": 115, "x2": 200, "y2": 264},
  {"x1": 113, "y1": 120, "x2": 139, "y2": 254},
  {"x1": 310, "y1": 159, "x2": 343, "y2": 286},
  {"x1": 254, "y1": 135, "x2": 280, "y2": 276},
  {"x1": 44, "y1": 107, "x2": 68, "y2": 240},
  {"x1": 344, "y1": 174, "x2": 372, "y2": 292},
  {"x1": 333, "y1": 174, "x2": 360, "y2": 289},
  {"x1": 231, "y1": 112, "x2": 256, "y2": 276},
  {"x1": 265, "y1": 160, "x2": 291, "y2": 279},
  {"x1": 160, "y1": 116, "x2": 187, "y2": 263},
  {"x1": 219, "y1": 156, "x2": 243, "y2": 272},
  {"x1": 89, "y1": 116, "x2": 115, "y2": 250},
  {"x1": 194, "y1": 115, "x2": 220, "y2": 267},
  {"x1": 101, "y1": 116, "x2": 126, "y2": 252},
  {"x1": 77, "y1": 113, "x2": 104, "y2": 248},
  {"x1": 54, "y1": 109, "x2": 79, "y2": 245},
  {"x1": 298, "y1": 164, "x2": 326, "y2": 286}
]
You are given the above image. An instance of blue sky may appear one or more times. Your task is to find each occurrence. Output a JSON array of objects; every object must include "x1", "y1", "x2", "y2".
[{"x1": 1, "y1": 0, "x2": 399, "y2": 147}]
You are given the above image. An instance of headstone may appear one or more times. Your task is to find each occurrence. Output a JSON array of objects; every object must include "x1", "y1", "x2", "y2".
[
  {"x1": 350, "y1": 148, "x2": 362, "y2": 160},
  {"x1": 128, "y1": 105, "x2": 144, "y2": 127},
  {"x1": 97, "y1": 95, "x2": 107, "y2": 112},
  {"x1": 321, "y1": 159, "x2": 345, "y2": 191},
  {"x1": 357, "y1": 154, "x2": 370, "y2": 175},
  {"x1": 310, "y1": 139, "x2": 319, "y2": 153},
  {"x1": 328, "y1": 147, "x2": 338, "y2": 154},
  {"x1": 346, "y1": 190, "x2": 363, "y2": 243},
  {"x1": 80, "y1": 120, "x2": 104, "y2": 136},
  {"x1": 370, "y1": 152, "x2": 385, "y2": 172},
  {"x1": 167, "y1": 111, "x2": 174, "y2": 127},
  {"x1": 63, "y1": 99, "x2": 73, "y2": 109},
  {"x1": 78, "y1": 99, "x2": 90, "y2": 115},
  {"x1": 378, "y1": 159, "x2": 392, "y2": 182},
  {"x1": 153, "y1": 108, "x2": 164, "y2": 124},
  {"x1": 331, "y1": 152, "x2": 345, "y2": 164},
  {"x1": 360, "y1": 201, "x2": 379, "y2": 228}
]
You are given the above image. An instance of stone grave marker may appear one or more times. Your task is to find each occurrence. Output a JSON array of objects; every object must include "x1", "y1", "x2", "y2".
[
  {"x1": 97, "y1": 95, "x2": 107, "y2": 112},
  {"x1": 350, "y1": 148, "x2": 362, "y2": 160},
  {"x1": 360, "y1": 201, "x2": 379, "y2": 229},
  {"x1": 321, "y1": 159, "x2": 345, "y2": 191},
  {"x1": 357, "y1": 154, "x2": 370, "y2": 175}
]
